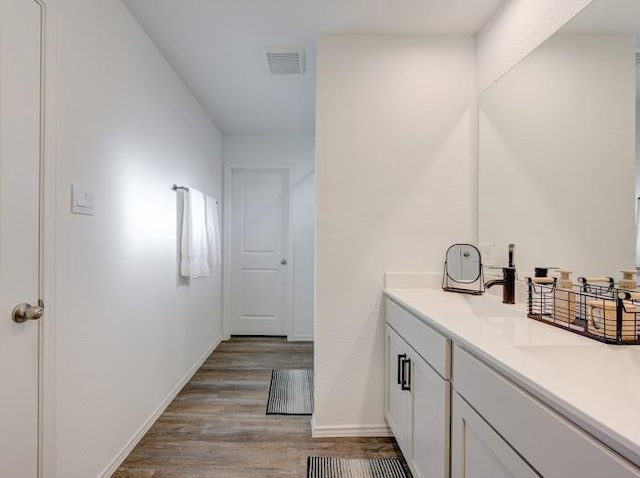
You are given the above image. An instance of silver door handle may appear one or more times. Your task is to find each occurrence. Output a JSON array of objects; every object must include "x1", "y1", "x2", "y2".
[
  {"x1": 12, "y1": 303, "x2": 44, "y2": 323},
  {"x1": 281, "y1": 259, "x2": 287, "y2": 265}
]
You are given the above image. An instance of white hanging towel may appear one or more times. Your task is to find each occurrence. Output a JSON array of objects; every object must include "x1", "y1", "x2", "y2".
[
  {"x1": 180, "y1": 188, "x2": 210, "y2": 278},
  {"x1": 205, "y1": 195, "x2": 222, "y2": 268}
]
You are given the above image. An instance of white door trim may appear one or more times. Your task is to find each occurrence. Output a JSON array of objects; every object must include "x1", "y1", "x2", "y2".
[
  {"x1": 37, "y1": 0, "x2": 57, "y2": 476},
  {"x1": 223, "y1": 163, "x2": 294, "y2": 340}
]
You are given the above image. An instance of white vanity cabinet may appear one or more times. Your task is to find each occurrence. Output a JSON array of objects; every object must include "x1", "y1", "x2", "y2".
[
  {"x1": 453, "y1": 345, "x2": 640, "y2": 478},
  {"x1": 384, "y1": 290, "x2": 640, "y2": 478},
  {"x1": 385, "y1": 299, "x2": 450, "y2": 478}
]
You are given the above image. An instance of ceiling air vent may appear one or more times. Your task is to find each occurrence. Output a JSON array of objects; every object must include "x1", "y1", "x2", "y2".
[{"x1": 263, "y1": 47, "x2": 305, "y2": 75}]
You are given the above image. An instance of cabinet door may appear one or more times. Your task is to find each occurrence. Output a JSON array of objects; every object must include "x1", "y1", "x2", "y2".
[
  {"x1": 411, "y1": 352, "x2": 450, "y2": 478},
  {"x1": 453, "y1": 345, "x2": 640, "y2": 478},
  {"x1": 386, "y1": 326, "x2": 411, "y2": 456},
  {"x1": 451, "y1": 392, "x2": 538, "y2": 478}
]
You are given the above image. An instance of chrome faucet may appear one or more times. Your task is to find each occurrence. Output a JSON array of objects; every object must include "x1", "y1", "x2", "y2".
[{"x1": 485, "y1": 244, "x2": 516, "y2": 304}]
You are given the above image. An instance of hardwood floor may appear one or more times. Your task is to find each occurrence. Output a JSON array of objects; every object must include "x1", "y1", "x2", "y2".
[{"x1": 113, "y1": 337, "x2": 409, "y2": 477}]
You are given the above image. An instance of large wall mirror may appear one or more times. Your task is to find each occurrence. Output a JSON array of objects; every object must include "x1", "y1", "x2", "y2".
[{"x1": 478, "y1": 0, "x2": 640, "y2": 279}]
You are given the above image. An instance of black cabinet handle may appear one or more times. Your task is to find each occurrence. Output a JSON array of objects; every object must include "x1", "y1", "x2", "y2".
[
  {"x1": 401, "y1": 357, "x2": 411, "y2": 391},
  {"x1": 397, "y1": 353, "x2": 406, "y2": 385}
]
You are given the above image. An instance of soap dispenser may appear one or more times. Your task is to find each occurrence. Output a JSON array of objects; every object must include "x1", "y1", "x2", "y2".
[
  {"x1": 619, "y1": 270, "x2": 637, "y2": 291},
  {"x1": 554, "y1": 269, "x2": 576, "y2": 324}
]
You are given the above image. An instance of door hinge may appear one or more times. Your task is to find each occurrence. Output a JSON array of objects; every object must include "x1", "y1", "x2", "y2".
[{"x1": 38, "y1": 298, "x2": 44, "y2": 308}]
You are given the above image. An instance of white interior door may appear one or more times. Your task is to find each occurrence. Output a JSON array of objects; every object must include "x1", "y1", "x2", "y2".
[
  {"x1": 0, "y1": 0, "x2": 43, "y2": 476},
  {"x1": 229, "y1": 168, "x2": 290, "y2": 336}
]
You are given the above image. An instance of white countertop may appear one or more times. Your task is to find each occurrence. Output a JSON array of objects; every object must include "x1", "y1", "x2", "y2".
[{"x1": 384, "y1": 288, "x2": 640, "y2": 467}]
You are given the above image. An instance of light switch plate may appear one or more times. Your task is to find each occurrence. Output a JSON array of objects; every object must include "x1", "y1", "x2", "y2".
[{"x1": 71, "y1": 184, "x2": 95, "y2": 215}]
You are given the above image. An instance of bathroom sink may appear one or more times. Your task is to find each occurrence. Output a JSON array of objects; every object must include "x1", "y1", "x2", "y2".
[
  {"x1": 513, "y1": 344, "x2": 640, "y2": 402},
  {"x1": 514, "y1": 344, "x2": 601, "y2": 365},
  {"x1": 515, "y1": 343, "x2": 640, "y2": 367},
  {"x1": 464, "y1": 296, "x2": 521, "y2": 318}
]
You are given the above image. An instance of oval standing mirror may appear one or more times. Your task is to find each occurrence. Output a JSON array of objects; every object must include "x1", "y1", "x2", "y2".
[{"x1": 443, "y1": 244, "x2": 485, "y2": 295}]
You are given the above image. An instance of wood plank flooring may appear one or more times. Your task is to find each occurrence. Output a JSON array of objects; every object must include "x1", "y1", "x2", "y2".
[{"x1": 113, "y1": 337, "x2": 409, "y2": 477}]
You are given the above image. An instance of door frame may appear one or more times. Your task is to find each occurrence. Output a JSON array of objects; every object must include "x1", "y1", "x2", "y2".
[
  {"x1": 36, "y1": 0, "x2": 57, "y2": 476},
  {"x1": 222, "y1": 163, "x2": 294, "y2": 340}
]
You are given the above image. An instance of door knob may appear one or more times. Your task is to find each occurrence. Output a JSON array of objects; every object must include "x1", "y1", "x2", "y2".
[
  {"x1": 281, "y1": 259, "x2": 287, "y2": 265},
  {"x1": 12, "y1": 303, "x2": 44, "y2": 323}
]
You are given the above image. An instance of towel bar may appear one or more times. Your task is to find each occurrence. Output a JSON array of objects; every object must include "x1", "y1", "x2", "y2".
[{"x1": 171, "y1": 184, "x2": 218, "y2": 203}]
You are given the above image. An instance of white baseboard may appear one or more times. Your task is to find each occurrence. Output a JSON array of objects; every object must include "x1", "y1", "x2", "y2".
[
  {"x1": 311, "y1": 415, "x2": 392, "y2": 438},
  {"x1": 288, "y1": 334, "x2": 314, "y2": 342},
  {"x1": 99, "y1": 337, "x2": 222, "y2": 478}
]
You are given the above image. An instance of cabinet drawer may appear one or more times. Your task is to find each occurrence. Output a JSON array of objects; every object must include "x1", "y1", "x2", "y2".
[
  {"x1": 453, "y1": 346, "x2": 640, "y2": 478},
  {"x1": 386, "y1": 298, "x2": 450, "y2": 379}
]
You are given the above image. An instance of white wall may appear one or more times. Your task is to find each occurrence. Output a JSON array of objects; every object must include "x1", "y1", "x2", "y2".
[
  {"x1": 54, "y1": 0, "x2": 223, "y2": 476},
  {"x1": 314, "y1": 35, "x2": 476, "y2": 434},
  {"x1": 223, "y1": 134, "x2": 315, "y2": 339},
  {"x1": 636, "y1": 98, "x2": 640, "y2": 200},
  {"x1": 479, "y1": 34, "x2": 636, "y2": 278},
  {"x1": 476, "y1": 0, "x2": 595, "y2": 93},
  {"x1": 636, "y1": 100, "x2": 640, "y2": 266}
]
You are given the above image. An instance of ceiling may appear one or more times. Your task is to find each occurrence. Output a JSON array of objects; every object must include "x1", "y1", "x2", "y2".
[{"x1": 123, "y1": 0, "x2": 505, "y2": 134}]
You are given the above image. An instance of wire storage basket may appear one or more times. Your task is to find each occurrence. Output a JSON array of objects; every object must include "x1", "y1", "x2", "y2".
[{"x1": 527, "y1": 277, "x2": 640, "y2": 345}]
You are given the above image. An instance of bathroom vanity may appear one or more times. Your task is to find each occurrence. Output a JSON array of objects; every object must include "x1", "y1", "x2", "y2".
[{"x1": 384, "y1": 288, "x2": 640, "y2": 478}]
